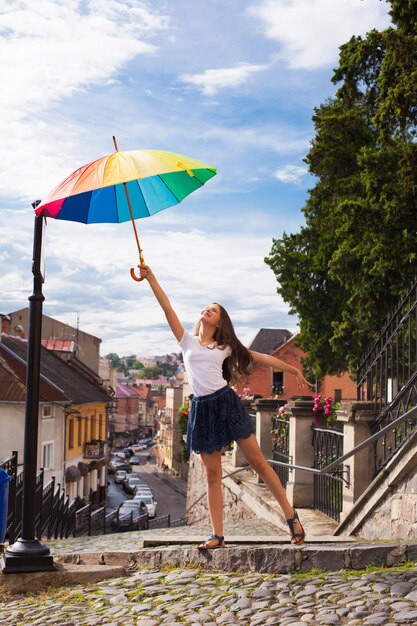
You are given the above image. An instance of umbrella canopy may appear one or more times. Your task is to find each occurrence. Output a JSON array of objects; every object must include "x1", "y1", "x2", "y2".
[
  {"x1": 35, "y1": 148, "x2": 216, "y2": 224},
  {"x1": 35, "y1": 140, "x2": 216, "y2": 280}
]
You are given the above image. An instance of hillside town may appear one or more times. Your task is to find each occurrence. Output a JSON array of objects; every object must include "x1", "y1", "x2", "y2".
[{"x1": 0, "y1": 308, "x2": 357, "y2": 513}]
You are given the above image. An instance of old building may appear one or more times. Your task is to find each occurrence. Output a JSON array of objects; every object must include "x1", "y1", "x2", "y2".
[
  {"x1": 0, "y1": 333, "x2": 112, "y2": 505},
  {"x1": 109, "y1": 382, "x2": 140, "y2": 447},
  {"x1": 236, "y1": 330, "x2": 356, "y2": 402},
  {"x1": 5, "y1": 309, "x2": 101, "y2": 373}
]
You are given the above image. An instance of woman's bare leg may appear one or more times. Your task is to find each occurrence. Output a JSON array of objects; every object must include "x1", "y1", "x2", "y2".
[
  {"x1": 199, "y1": 450, "x2": 225, "y2": 545},
  {"x1": 237, "y1": 434, "x2": 305, "y2": 544}
]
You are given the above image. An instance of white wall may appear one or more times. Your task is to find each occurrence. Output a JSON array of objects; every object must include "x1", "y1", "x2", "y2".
[{"x1": 0, "y1": 401, "x2": 65, "y2": 486}]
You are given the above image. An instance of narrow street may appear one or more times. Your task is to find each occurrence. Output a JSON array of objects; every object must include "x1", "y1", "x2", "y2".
[{"x1": 107, "y1": 447, "x2": 186, "y2": 523}]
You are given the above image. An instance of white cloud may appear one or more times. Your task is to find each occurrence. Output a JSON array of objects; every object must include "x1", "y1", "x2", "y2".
[
  {"x1": 200, "y1": 125, "x2": 310, "y2": 156},
  {"x1": 250, "y1": 0, "x2": 390, "y2": 69},
  {"x1": 0, "y1": 0, "x2": 169, "y2": 201},
  {"x1": 180, "y1": 63, "x2": 267, "y2": 96},
  {"x1": 0, "y1": 1, "x2": 167, "y2": 113},
  {"x1": 0, "y1": 213, "x2": 296, "y2": 356},
  {"x1": 274, "y1": 164, "x2": 308, "y2": 183}
]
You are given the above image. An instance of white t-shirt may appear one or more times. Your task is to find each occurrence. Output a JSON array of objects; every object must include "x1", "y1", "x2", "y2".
[{"x1": 179, "y1": 329, "x2": 232, "y2": 397}]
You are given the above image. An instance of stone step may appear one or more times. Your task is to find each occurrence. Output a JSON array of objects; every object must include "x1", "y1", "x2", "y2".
[
  {"x1": 141, "y1": 534, "x2": 354, "y2": 547},
  {"x1": 56, "y1": 540, "x2": 417, "y2": 575},
  {"x1": 0, "y1": 561, "x2": 126, "y2": 594}
]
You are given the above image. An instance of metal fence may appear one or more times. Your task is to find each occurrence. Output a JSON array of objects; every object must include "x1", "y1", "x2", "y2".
[
  {"x1": 357, "y1": 278, "x2": 417, "y2": 473},
  {"x1": 1, "y1": 451, "x2": 187, "y2": 543},
  {"x1": 271, "y1": 415, "x2": 290, "y2": 489},
  {"x1": 74, "y1": 509, "x2": 186, "y2": 536},
  {"x1": 1, "y1": 451, "x2": 76, "y2": 542},
  {"x1": 312, "y1": 425, "x2": 344, "y2": 522}
]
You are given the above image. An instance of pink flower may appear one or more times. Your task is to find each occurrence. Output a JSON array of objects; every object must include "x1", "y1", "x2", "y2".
[{"x1": 313, "y1": 393, "x2": 323, "y2": 413}]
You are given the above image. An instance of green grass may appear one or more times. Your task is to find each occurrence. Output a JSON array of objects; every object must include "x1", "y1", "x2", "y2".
[
  {"x1": 291, "y1": 568, "x2": 329, "y2": 581},
  {"x1": 340, "y1": 560, "x2": 417, "y2": 578}
]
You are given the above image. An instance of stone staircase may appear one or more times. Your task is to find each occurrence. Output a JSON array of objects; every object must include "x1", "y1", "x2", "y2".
[
  {"x1": 3, "y1": 517, "x2": 417, "y2": 593},
  {"x1": 3, "y1": 457, "x2": 417, "y2": 593}
]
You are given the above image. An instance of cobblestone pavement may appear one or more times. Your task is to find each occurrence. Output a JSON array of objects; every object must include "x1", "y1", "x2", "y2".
[
  {"x1": 3, "y1": 562, "x2": 417, "y2": 625},
  {"x1": 45, "y1": 520, "x2": 282, "y2": 555},
  {"x1": 2, "y1": 521, "x2": 417, "y2": 625}
]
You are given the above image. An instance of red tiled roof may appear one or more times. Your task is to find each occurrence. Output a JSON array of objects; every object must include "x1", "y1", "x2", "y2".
[
  {"x1": 0, "y1": 342, "x2": 69, "y2": 402},
  {"x1": 1, "y1": 335, "x2": 110, "y2": 404},
  {"x1": 41, "y1": 338, "x2": 75, "y2": 352},
  {"x1": 136, "y1": 386, "x2": 150, "y2": 400},
  {"x1": 115, "y1": 382, "x2": 139, "y2": 398}
]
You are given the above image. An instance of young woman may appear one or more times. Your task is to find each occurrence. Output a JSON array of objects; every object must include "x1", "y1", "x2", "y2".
[{"x1": 139, "y1": 264, "x2": 309, "y2": 548}]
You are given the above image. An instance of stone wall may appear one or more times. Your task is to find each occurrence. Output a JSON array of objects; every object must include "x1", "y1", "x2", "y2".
[
  {"x1": 357, "y1": 463, "x2": 417, "y2": 540},
  {"x1": 185, "y1": 452, "x2": 254, "y2": 525}
]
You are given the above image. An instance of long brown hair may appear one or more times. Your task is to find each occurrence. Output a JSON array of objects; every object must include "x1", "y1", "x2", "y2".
[{"x1": 194, "y1": 303, "x2": 251, "y2": 385}]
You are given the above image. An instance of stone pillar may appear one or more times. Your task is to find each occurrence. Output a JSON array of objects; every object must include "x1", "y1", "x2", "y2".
[
  {"x1": 90, "y1": 468, "x2": 98, "y2": 491},
  {"x1": 254, "y1": 399, "x2": 284, "y2": 484},
  {"x1": 337, "y1": 401, "x2": 375, "y2": 522},
  {"x1": 286, "y1": 398, "x2": 315, "y2": 508},
  {"x1": 77, "y1": 476, "x2": 84, "y2": 498}
]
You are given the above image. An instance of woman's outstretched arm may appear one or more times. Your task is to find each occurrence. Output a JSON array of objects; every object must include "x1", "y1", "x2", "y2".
[
  {"x1": 139, "y1": 264, "x2": 184, "y2": 342},
  {"x1": 249, "y1": 350, "x2": 313, "y2": 389}
]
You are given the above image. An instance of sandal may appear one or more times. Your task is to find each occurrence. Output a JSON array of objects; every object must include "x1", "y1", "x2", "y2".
[
  {"x1": 197, "y1": 534, "x2": 225, "y2": 550},
  {"x1": 286, "y1": 510, "x2": 305, "y2": 546}
]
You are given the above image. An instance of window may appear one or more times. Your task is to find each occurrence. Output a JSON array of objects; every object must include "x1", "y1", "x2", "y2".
[
  {"x1": 68, "y1": 419, "x2": 74, "y2": 449},
  {"x1": 99, "y1": 414, "x2": 104, "y2": 440},
  {"x1": 334, "y1": 389, "x2": 342, "y2": 403},
  {"x1": 77, "y1": 419, "x2": 82, "y2": 446},
  {"x1": 42, "y1": 442, "x2": 54, "y2": 469},
  {"x1": 42, "y1": 404, "x2": 54, "y2": 419},
  {"x1": 272, "y1": 371, "x2": 284, "y2": 395},
  {"x1": 91, "y1": 415, "x2": 96, "y2": 440}
]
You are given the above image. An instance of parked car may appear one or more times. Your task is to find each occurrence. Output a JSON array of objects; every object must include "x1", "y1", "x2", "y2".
[
  {"x1": 116, "y1": 500, "x2": 148, "y2": 530},
  {"x1": 134, "y1": 490, "x2": 153, "y2": 501},
  {"x1": 111, "y1": 461, "x2": 132, "y2": 474},
  {"x1": 133, "y1": 493, "x2": 157, "y2": 518},
  {"x1": 129, "y1": 455, "x2": 141, "y2": 465},
  {"x1": 114, "y1": 469, "x2": 128, "y2": 484},
  {"x1": 134, "y1": 484, "x2": 153, "y2": 495},
  {"x1": 124, "y1": 475, "x2": 143, "y2": 494}
]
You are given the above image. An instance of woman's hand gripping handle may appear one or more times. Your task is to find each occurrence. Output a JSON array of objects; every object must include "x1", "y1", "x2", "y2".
[{"x1": 130, "y1": 252, "x2": 146, "y2": 282}]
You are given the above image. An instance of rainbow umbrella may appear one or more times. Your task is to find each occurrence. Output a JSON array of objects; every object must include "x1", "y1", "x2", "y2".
[{"x1": 35, "y1": 137, "x2": 216, "y2": 280}]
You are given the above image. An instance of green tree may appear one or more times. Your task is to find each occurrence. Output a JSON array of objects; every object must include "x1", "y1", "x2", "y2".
[
  {"x1": 106, "y1": 353, "x2": 121, "y2": 370},
  {"x1": 266, "y1": 1, "x2": 417, "y2": 376},
  {"x1": 136, "y1": 366, "x2": 162, "y2": 380}
]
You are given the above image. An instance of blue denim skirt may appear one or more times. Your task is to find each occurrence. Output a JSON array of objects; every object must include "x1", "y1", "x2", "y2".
[{"x1": 186, "y1": 386, "x2": 255, "y2": 454}]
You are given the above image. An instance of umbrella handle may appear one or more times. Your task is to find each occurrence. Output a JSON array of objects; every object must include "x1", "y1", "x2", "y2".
[{"x1": 130, "y1": 266, "x2": 145, "y2": 282}]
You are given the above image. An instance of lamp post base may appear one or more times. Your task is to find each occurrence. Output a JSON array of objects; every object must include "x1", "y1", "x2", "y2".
[{"x1": 2, "y1": 538, "x2": 56, "y2": 573}]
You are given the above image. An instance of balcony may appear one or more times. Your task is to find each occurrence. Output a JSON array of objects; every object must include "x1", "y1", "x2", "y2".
[{"x1": 84, "y1": 440, "x2": 106, "y2": 459}]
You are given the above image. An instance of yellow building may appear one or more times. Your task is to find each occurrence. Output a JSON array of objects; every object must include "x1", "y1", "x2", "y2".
[{"x1": 65, "y1": 401, "x2": 109, "y2": 505}]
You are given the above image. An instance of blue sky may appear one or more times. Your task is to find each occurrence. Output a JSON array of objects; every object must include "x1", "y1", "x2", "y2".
[{"x1": 0, "y1": 0, "x2": 391, "y2": 357}]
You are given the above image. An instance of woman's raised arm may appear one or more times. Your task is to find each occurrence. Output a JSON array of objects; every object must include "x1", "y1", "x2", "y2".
[
  {"x1": 249, "y1": 350, "x2": 313, "y2": 389},
  {"x1": 139, "y1": 264, "x2": 184, "y2": 342}
]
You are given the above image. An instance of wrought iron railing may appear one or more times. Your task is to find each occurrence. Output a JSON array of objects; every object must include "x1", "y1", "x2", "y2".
[
  {"x1": 0, "y1": 451, "x2": 76, "y2": 542},
  {"x1": 271, "y1": 415, "x2": 290, "y2": 489},
  {"x1": 312, "y1": 425, "x2": 344, "y2": 522},
  {"x1": 357, "y1": 277, "x2": 417, "y2": 472},
  {"x1": 1, "y1": 451, "x2": 185, "y2": 542}
]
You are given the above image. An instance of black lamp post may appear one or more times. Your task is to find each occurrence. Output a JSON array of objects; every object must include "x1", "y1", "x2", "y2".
[{"x1": 2, "y1": 206, "x2": 56, "y2": 573}]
